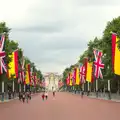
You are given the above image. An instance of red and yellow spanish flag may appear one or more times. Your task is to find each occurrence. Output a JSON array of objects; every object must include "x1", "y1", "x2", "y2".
[
  {"x1": 69, "y1": 72, "x2": 72, "y2": 86},
  {"x1": 112, "y1": 34, "x2": 120, "y2": 75},
  {"x1": 8, "y1": 50, "x2": 18, "y2": 79},
  {"x1": 86, "y1": 62, "x2": 93, "y2": 82},
  {"x1": 75, "y1": 67, "x2": 80, "y2": 85},
  {"x1": 25, "y1": 64, "x2": 31, "y2": 84}
]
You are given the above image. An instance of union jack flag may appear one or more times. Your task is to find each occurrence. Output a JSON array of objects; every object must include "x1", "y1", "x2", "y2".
[
  {"x1": 18, "y1": 54, "x2": 25, "y2": 83},
  {"x1": 80, "y1": 64, "x2": 86, "y2": 84},
  {"x1": 93, "y1": 49, "x2": 104, "y2": 79},
  {"x1": 72, "y1": 69, "x2": 76, "y2": 85},
  {"x1": 30, "y1": 71, "x2": 34, "y2": 86},
  {"x1": 0, "y1": 34, "x2": 7, "y2": 74}
]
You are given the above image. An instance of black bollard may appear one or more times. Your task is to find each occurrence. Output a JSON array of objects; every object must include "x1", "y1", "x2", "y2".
[
  {"x1": 2, "y1": 92, "x2": 4, "y2": 101},
  {"x1": 96, "y1": 91, "x2": 98, "y2": 98},
  {"x1": 108, "y1": 91, "x2": 111, "y2": 100},
  {"x1": 87, "y1": 91, "x2": 89, "y2": 96}
]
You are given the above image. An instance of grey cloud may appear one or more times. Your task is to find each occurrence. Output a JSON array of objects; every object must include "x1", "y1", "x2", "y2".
[
  {"x1": 11, "y1": 30, "x2": 87, "y2": 52},
  {"x1": 74, "y1": 0, "x2": 120, "y2": 6},
  {"x1": 13, "y1": 21, "x2": 66, "y2": 33},
  {"x1": 22, "y1": 46, "x2": 83, "y2": 67},
  {"x1": 33, "y1": 48, "x2": 83, "y2": 74},
  {"x1": 32, "y1": 48, "x2": 84, "y2": 65},
  {"x1": 36, "y1": 36, "x2": 87, "y2": 50}
]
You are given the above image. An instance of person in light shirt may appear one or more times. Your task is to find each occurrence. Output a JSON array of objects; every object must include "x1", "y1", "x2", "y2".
[{"x1": 45, "y1": 91, "x2": 48, "y2": 100}]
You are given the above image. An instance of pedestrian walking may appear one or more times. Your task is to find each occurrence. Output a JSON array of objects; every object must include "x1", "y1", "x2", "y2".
[
  {"x1": 29, "y1": 92, "x2": 31, "y2": 100},
  {"x1": 53, "y1": 91, "x2": 55, "y2": 97},
  {"x1": 26, "y1": 92, "x2": 29, "y2": 103},
  {"x1": 81, "y1": 90, "x2": 84, "y2": 98},
  {"x1": 42, "y1": 92, "x2": 45, "y2": 101},
  {"x1": 12, "y1": 91, "x2": 15, "y2": 99},
  {"x1": 22, "y1": 92, "x2": 25, "y2": 103},
  {"x1": 19, "y1": 92, "x2": 22, "y2": 101},
  {"x1": 45, "y1": 92, "x2": 48, "y2": 100}
]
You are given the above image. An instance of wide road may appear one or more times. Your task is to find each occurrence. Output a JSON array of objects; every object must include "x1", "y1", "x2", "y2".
[{"x1": 0, "y1": 92, "x2": 120, "y2": 120}]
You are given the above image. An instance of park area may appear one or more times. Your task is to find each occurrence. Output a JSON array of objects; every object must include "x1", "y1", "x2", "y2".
[{"x1": 0, "y1": 92, "x2": 120, "y2": 120}]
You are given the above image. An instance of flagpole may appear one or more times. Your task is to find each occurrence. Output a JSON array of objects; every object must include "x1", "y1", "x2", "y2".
[
  {"x1": 2, "y1": 80, "x2": 4, "y2": 101},
  {"x1": 82, "y1": 83, "x2": 84, "y2": 91},
  {"x1": 12, "y1": 80, "x2": 15, "y2": 98},
  {"x1": 19, "y1": 84, "x2": 21, "y2": 92},
  {"x1": 87, "y1": 82, "x2": 90, "y2": 96},
  {"x1": 96, "y1": 80, "x2": 98, "y2": 97},
  {"x1": 108, "y1": 80, "x2": 111, "y2": 100},
  {"x1": 88, "y1": 82, "x2": 90, "y2": 91},
  {"x1": 24, "y1": 84, "x2": 25, "y2": 92},
  {"x1": 13, "y1": 80, "x2": 14, "y2": 92},
  {"x1": 96, "y1": 80, "x2": 98, "y2": 91}
]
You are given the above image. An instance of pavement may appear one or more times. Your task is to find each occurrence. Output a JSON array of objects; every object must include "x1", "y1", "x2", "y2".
[
  {"x1": 89, "y1": 95, "x2": 120, "y2": 102},
  {"x1": 0, "y1": 93, "x2": 38, "y2": 103},
  {"x1": 0, "y1": 92, "x2": 120, "y2": 120},
  {"x1": 87, "y1": 92, "x2": 120, "y2": 102},
  {"x1": 70, "y1": 91, "x2": 120, "y2": 102},
  {"x1": 0, "y1": 97, "x2": 18, "y2": 103}
]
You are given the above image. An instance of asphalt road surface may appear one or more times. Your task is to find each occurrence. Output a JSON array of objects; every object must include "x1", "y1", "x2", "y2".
[{"x1": 0, "y1": 92, "x2": 120, "y2": 120}]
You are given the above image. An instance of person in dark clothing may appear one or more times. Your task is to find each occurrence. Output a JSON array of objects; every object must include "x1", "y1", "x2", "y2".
[
  {"x1": 53, "y1": 91, "x2": 55, "y2": 97},
  {"x1": 29, "y1": 92, "x2": 31, "y2": 100},
  {"x1": 8, "y1": 90, "x2": 11, "y2": 99},
  {"x1": 75, "y1": 90, "x2": 76, "y2": 94},
  {"x1": 12, "y1": 91, "x2": 15, "y2": 99},
  {"x1": 19, "y1": 92, "x2": 22, "y2": 101},
  {"x1": 81, "y1": 90, "x2": 84, "y2": 98},
  {"x1": 22, "y1": 92, "x2": 25, "y2": 103},
  {"x1": 26, "y1": 92, "x2": 29, "y2": 103},
  {"x1": 42, "y1": 92, "x2": 45, "y2": 101}
]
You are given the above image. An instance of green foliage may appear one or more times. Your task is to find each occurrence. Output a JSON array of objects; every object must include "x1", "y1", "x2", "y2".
[
  {"x1": 37, "y1": 70, "x2": 43, "y2": 81},
  {"x1": 0, "y1": 22, "x2": 10, "y2": 34},
  {"x1": 62, "y1": 67, "x2": 71, "y2": 84}
]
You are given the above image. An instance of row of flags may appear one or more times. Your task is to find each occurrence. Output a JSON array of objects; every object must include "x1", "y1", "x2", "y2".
[
  {"x1": 66, "y1": 33, "x2": 120, "y2": 86},
  {"x1": 0, "y1": 34, "x2": 40, "y2": 87},
  {"x1": 66, "y1": 58, "x2": 94, "y2": 86}
]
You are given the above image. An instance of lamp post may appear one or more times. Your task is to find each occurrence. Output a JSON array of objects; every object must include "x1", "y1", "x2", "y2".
[
  {"x1": 96, "y1": 80, "x2": 98, "y2": 98},
  {"x1": 2, "y1": 80, "x2": 4, "y2": 101}
]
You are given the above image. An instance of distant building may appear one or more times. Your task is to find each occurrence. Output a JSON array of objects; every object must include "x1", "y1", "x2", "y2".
[{"x1": 43, "y1": 72, "x2": 62, "y2": 91}]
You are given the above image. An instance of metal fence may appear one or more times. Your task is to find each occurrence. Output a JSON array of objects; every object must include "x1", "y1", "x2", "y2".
[{"x1": 0, "y1": 92, "x2": 18, "y2": 101}]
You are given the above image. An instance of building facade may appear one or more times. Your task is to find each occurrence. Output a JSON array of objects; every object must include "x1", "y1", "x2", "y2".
[{"x1": 43, "y1": 73, "x2": 62, "y2": 91}]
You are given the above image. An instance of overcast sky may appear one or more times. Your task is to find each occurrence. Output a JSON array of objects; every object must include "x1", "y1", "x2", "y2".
[{"x1": 0, "y1": 0, "x2": 120, "y2": 74}]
